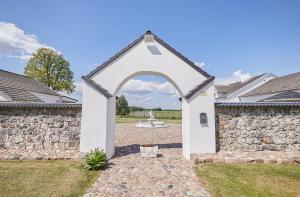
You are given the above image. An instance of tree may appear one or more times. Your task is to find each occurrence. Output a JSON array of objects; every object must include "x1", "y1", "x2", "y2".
[
  {"x1": 116, "y1": 95, "x2": 129, "y2": 117},
  {"x1": 152, "y1": 107, "x2": 162, "y2": 111},
  {"x1": 129, "y1": 106, "x2": 144, "y2": 112},
  {"x1": 24, "y1": 48, "x2": 75, "y2": 93}
]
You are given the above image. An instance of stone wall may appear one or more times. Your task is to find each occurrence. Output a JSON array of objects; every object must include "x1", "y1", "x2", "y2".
[
  {"x1": 216, "y1": 105, "x2": 300, "y2": 152},
  {"x1": 1, "y1": 103, "x2": 299, "y2": 160},
  {"x1": 0, "y1": 106, "x2": 82, "y2": 159}
]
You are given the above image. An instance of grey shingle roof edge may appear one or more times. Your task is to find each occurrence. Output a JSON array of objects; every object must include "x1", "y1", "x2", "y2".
[
  {"x1": 0, "y1": 102, "x2": 82, "y2": 108},
  {"x1": 82, "y1": 76, "x2": 113, "y2": 98},
  {"x1": 217, "y1": 73, "x2": 267, "y2": 98},
  {"x1": 215, "y1": 102, "x2": 300, "y2": 107},
  {"x1": 85, "y1": 31, "x2": 211, "y2": 79},
  {"x1": 0, "y1": 69, "x2": 61, "y2": 97},
  {"x1": 184, "y1": 76, "x2": 215, "y2": 100},
  {"x1": 241, "y1": 72, "x2": 300, "y2": 97}
]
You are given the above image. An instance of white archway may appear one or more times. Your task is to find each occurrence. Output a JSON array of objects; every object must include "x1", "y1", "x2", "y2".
[{"x1": 80, "y1": 31, "x2": 216, "y2": 160}]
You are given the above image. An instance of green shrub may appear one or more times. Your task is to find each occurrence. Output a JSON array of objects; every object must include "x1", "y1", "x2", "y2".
[{"x1": 83, "y1": 148, "x2": 107, "y2": 171}]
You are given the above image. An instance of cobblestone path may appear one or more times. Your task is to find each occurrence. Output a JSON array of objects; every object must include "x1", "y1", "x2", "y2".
[{"x1": 84, "y1": 123, "x2": 209, "y2": 197}]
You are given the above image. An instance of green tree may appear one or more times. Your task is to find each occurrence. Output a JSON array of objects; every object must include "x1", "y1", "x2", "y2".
[
  {"x1": 24, "y1": 48, "x2": 75, "y2": 93},
  {"x1": 152, "y1": 107, "x2": 162, "y2": 111},
  {"x1": 116, "y1": 95, "x2": 129, "y2": 117}
]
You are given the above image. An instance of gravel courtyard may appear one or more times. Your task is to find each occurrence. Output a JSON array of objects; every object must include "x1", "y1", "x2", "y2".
[{"x1": 84, "y1": 123, "x2": 209, "y2": 197}]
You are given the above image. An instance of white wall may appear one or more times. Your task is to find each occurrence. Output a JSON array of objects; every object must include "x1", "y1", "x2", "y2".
[
  {"x1": 92, "y1": 40, "x2": 206, "y2": 96},
  {"x1": 80, "y1": 81, "x2": 112, "y2": 155},
  {"x1": 187, "y1": 83, "x2": 216, "y2": 154}
]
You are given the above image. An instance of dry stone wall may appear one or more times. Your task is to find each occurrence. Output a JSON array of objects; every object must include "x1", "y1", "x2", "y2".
[
  {"x1": 216, "y1": 106, "x2": 300, "y2": 152},
  {"x1": 0, "y1": 104, "x2": 299, "y2": 160},
  {"x1": 0, "y1": 106, "x2": 81, "y2": 159}
]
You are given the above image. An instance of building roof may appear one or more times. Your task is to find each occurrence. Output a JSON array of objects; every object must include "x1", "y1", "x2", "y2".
[
  {"x1": 215, "y1": 101, "x2": 300, "y2": 107},
  {"x1": 242, "y1": 72, "x2": 300, "y2": 97},
  {"x1": 85, "y1": 31, "x2": 211, "y2": 79},
  {"x1": 0, "y1": 102, "x2": 81, "y2": 108},
  {"x1": 0, "y1": 69, "x2": 61, "y2": 102},
  {"x1": 259, "y1": 90, "x2": 300, "y2": 102},
  {"x1": 184, "y1": 76, "x2": 215, "y2": 100},
  {"x1": 215, "y1": 73, "x2": 266, "y2": 98}
]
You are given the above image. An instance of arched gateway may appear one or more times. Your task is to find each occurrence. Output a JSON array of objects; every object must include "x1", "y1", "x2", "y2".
[{"x1": 81, "y1": 31, "x2": 216, "y2": 159}]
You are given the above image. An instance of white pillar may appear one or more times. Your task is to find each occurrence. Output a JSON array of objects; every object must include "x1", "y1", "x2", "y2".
[
  {"x1": 105, "y1": 96, "x2": 116, "y2": 158},
  {"x1": 80, "y1": 82, "x2": 115, "y2": 158},
  {"x1": 182, "y1": 83, "x2": 216, "y2": 159},
  {"x1": 181, "y1": 99, "x2": 191, "y2": 159}
]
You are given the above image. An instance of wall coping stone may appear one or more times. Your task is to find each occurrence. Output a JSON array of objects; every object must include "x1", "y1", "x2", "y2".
[
  {"x1": 216, "y1": 102, "x2": 300, "y2": 107},
  {"x1": 0, "y1": 102, "x2": 82, "y2": 109}
]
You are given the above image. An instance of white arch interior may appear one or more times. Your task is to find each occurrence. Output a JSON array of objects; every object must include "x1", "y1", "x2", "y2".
[{"x1": 114, "y1": 71, "x2": 184, "y2": 97}]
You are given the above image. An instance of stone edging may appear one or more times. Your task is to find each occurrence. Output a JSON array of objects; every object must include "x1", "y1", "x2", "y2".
[{"x1": 192, "y1": 151, "x2": 300, "y2": 164}]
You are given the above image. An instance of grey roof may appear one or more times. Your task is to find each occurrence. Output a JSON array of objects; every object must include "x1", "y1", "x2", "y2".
[
  {"x1": 242, "y1": 72, "x2": 300, "y2": 97},
  {"x1": 0, "y1": 69, "x2": 61, "y2": 102},
  {"x1": 85, "y1": 31, "x2": 211, "y2": 79},
  {"x1": 215, "y1": 84, "x2": 235, "y2": 93},
  {"x1": 259, "y1": 90, "x2": 300, "y2": 102},
  {"x1": 215, "y1": 74, "x2": 266, "y2": 98},
  {"x1": 0, "y1": 102, "x2": 81, "y2": 108},
  {"x1": 0, "y1": 86, "x2": 42, "y2": 102},
  {"x1": 215, "y1": 102, "x2": 300, "y2": 107},
  {"x1": 184, "y1": 76, "x2": 215, "y2": 100},
  {"x1": 82, "y1": 76, "x2": 113, "y2": 98}
]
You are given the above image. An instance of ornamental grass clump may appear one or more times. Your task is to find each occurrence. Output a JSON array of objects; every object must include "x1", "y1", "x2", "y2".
[{"x1": 83, "y1": 148, "x2": 107, "y2": 171}]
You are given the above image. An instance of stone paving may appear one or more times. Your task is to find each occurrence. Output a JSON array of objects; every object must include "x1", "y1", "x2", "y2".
[{"x1": 84, "y1": 123, "x2": 209, "y2": 197}]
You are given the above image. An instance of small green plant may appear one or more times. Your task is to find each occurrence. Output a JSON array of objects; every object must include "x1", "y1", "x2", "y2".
[{"x1": 83, "y1": 148, "x2": 107, "y2": 171}]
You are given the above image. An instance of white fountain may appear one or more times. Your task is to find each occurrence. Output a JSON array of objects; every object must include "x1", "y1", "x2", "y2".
[{"x1": 135, "y1": 111, "x2": 169, "y2": 128}]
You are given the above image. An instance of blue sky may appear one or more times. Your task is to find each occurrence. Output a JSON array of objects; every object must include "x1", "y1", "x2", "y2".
[{"x1": 0, "y1": 0, "x2": 299, "y2": 109}]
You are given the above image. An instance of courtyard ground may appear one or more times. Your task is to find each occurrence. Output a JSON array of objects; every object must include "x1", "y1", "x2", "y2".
[{"x1": 84, "y1": 123, "x2": 209, "y2": 197}]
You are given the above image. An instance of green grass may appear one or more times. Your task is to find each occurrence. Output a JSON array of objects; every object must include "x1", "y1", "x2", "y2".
[
  {"x1": 116, "y1": 116, "x2": 181, "y2": 124},
  {"x1": 196, "y1": 163, "x2": 300, "y2": 197},
  {"x1": 0, "y1": 160, "x2": 99, "y2": 197}
]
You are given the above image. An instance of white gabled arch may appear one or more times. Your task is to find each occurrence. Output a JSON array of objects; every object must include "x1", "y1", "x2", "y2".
[{"x1": 80, "y1": 31, "x2": 216, "y2": 160}]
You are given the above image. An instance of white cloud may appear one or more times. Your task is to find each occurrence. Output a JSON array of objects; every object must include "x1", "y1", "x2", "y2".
[
  {"x1": 140, "y1": 96, "x2": 154, "y2": 102},
  {"x1": 215, "y1": 70, "x2": 252, "y2": 85},
  {"x1": 194, "y1": 62, "x2": 206, "y2": 68},
  {"x1": 120, "y1": 79, "x2": 180, "y2": 97},
  {"x1": 0, "y1": 22, "x2": 53, "y2": 60},
  {"x1": 233, "y1": 70, "x2": 252, "y2": 82}
]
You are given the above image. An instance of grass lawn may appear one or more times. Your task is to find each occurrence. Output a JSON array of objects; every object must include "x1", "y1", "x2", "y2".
[
  {"x1": 0, "y1": 160, "x2": 99, "y2": 197},
  {"x1": 196, "y1": 163, "x2": 300, "y2": 197},
  {"x1": 116, "y1": 116, "x2": 181, "y2": 124}
]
